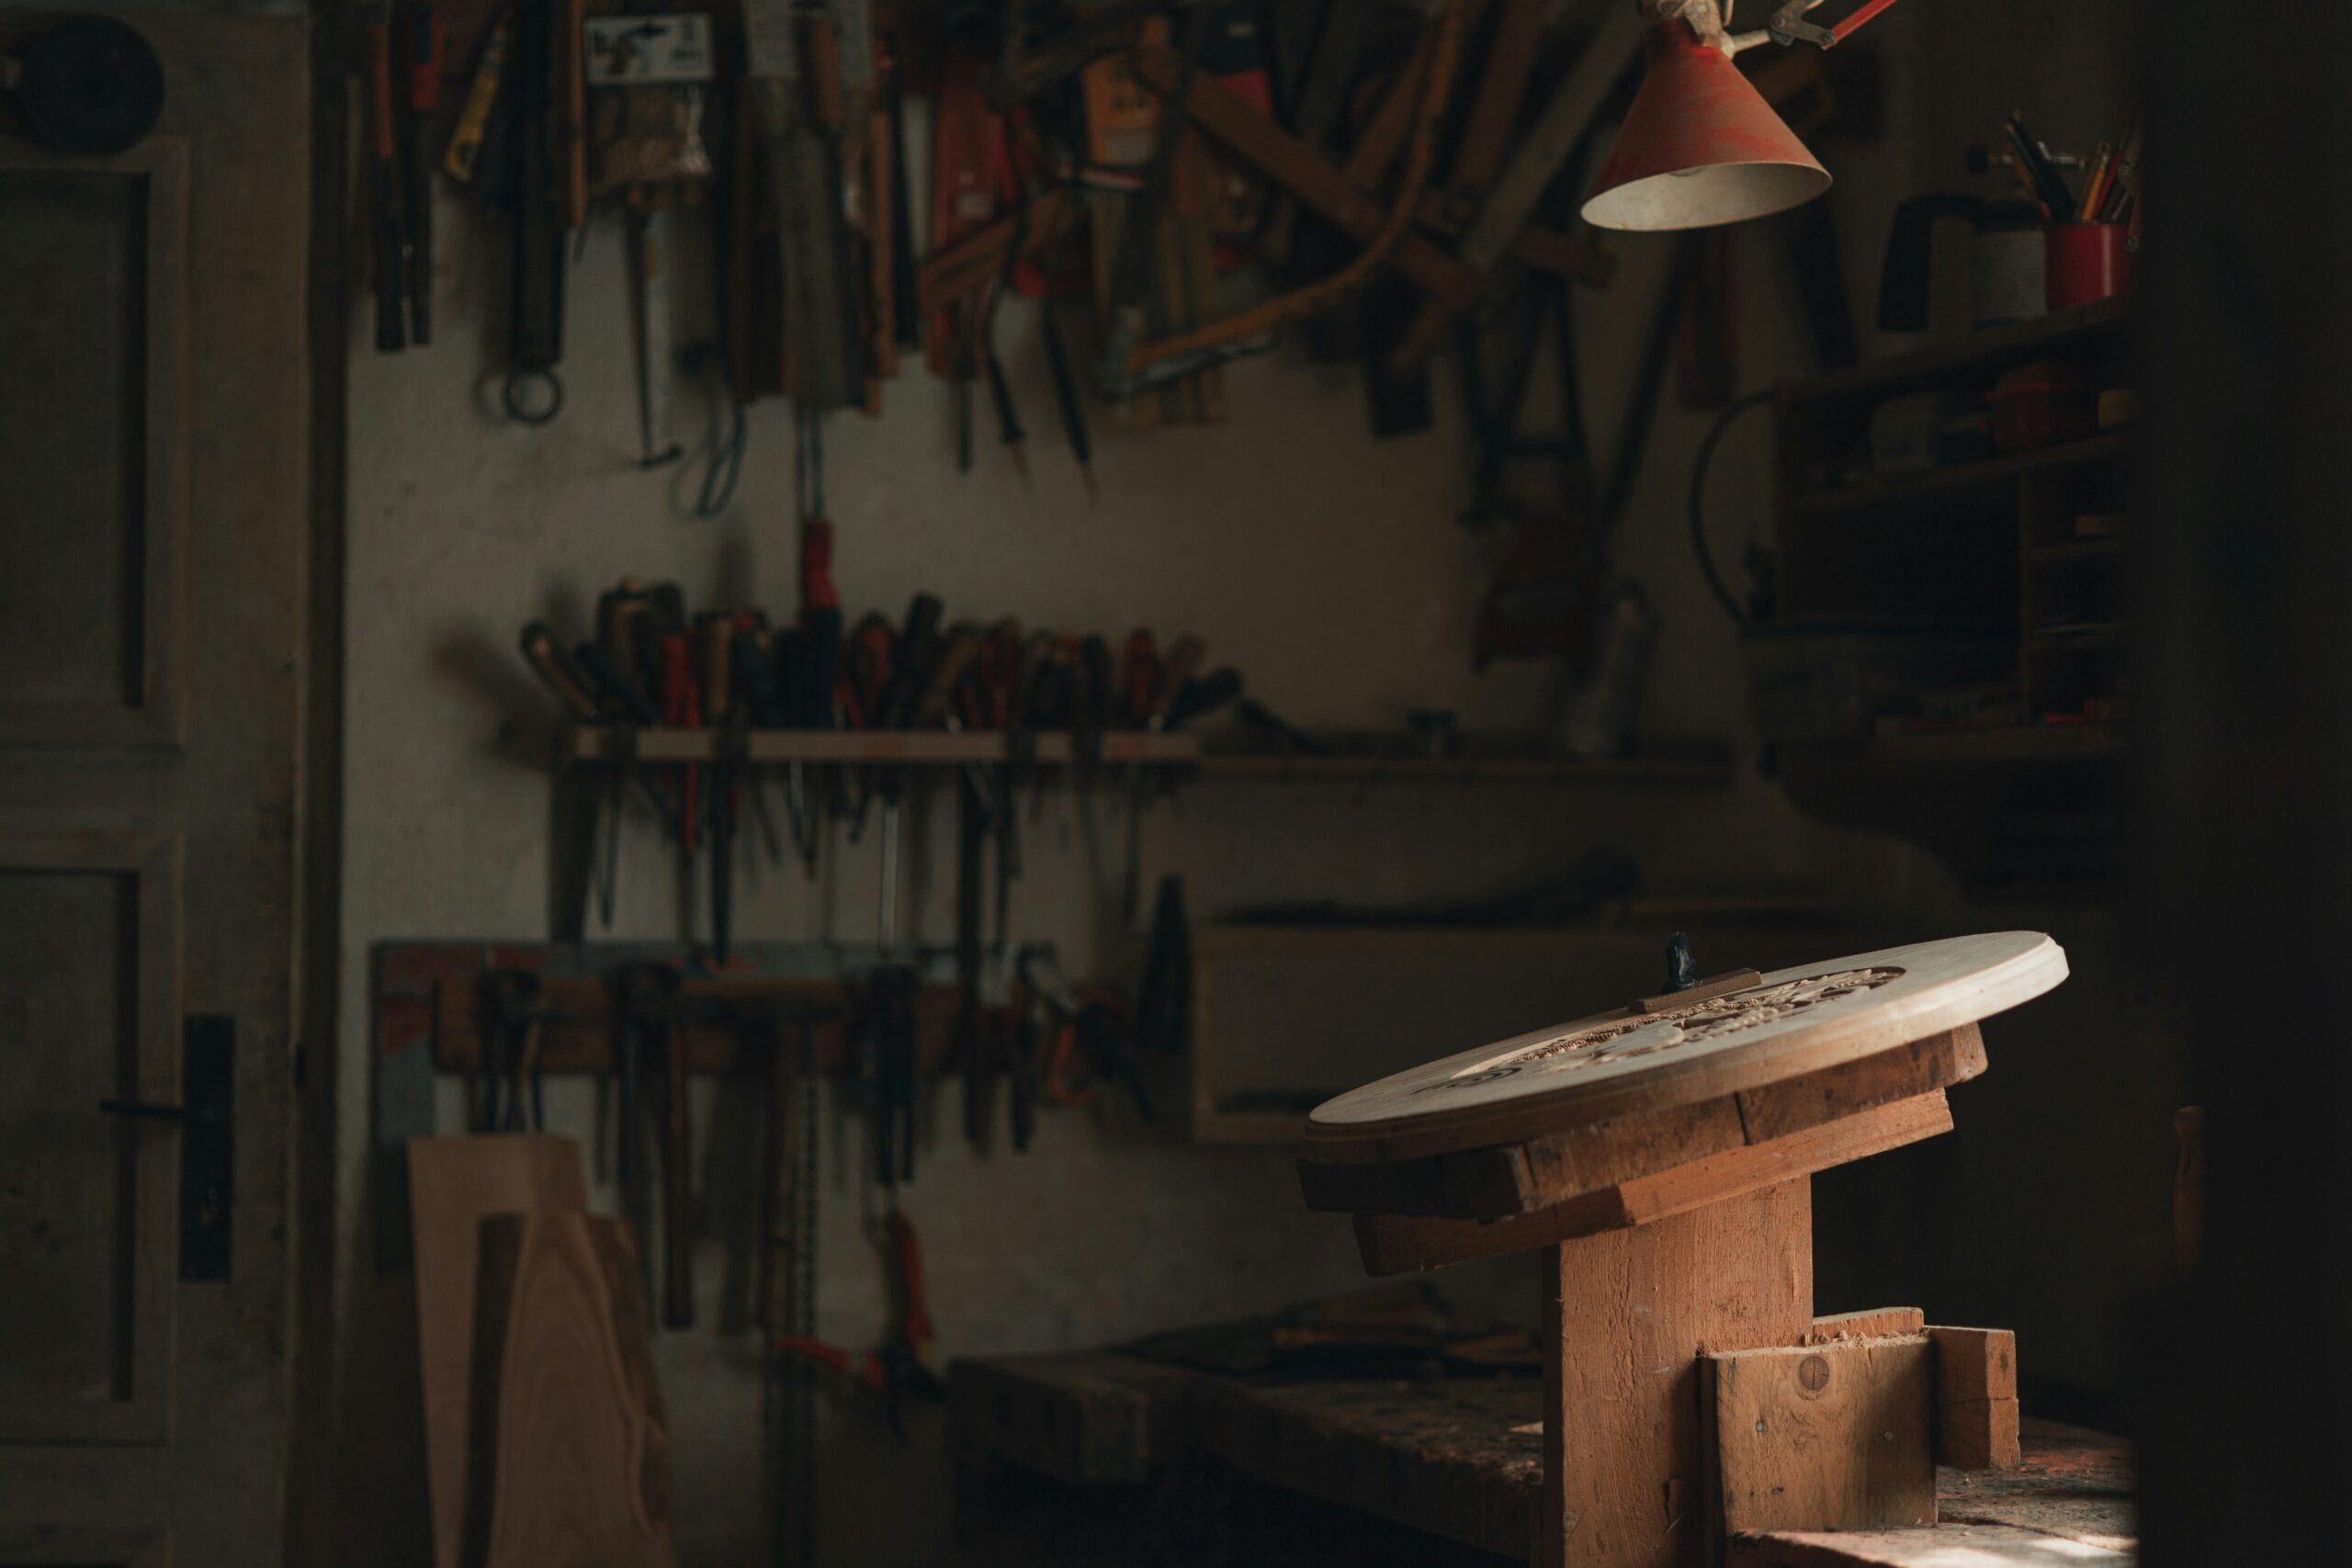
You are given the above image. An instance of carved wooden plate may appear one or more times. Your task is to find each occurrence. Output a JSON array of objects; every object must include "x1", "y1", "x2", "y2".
[{"x1": 1301, "y1": 932, "x2": 2067, "y2": 1165}]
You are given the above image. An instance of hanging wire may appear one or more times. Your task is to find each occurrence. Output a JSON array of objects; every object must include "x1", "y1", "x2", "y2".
[{"x1": 1688, "y1": 389, "x2": 1775, "y2": 630}]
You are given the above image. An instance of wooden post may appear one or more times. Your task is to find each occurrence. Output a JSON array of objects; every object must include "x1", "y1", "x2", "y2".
[{"x1": 1543, "y1": 1179, "x2": 1813, "y2": 1567}]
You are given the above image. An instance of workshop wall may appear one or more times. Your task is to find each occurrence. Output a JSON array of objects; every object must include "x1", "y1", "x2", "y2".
[{"x1": 324, "y1": 4, "x2": 2153, "y2": 1563}]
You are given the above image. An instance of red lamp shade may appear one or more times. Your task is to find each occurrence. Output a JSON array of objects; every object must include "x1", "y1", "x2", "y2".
[{"x1": 1581, "y1": 26, "x2": 1830, "y2": 231}]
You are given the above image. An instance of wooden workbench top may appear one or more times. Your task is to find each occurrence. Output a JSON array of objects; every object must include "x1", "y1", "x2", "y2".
[{"x1": 949, "y1": 1350, "x2": 2133, "y2": 1565}]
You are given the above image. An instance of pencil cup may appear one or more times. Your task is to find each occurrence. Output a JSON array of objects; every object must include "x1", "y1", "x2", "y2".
[{"x1": 2046, "y1": 222, "x2": 2132, "y2": 311}]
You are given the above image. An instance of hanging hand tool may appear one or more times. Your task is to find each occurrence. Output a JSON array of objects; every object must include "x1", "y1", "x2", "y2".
[
  {"x1": 1038, "y1": 300, "x2": 1096, "y2": 499},
  {"x1": 443, "y1": 6, "x2": 510, "y2": 185},
  {"x1": 366, "y1": 23, "x2": 410, "y2": 353},
  {"x1": 956, "y1": 766, "x2": 989, "y2": 1145},
  {"x1": 931, "y1": 39, "x2": 1012, "y2": 469},
  {"x1": 627, "y1": 200, "x2": 686, "y2": 468},
  {"x1": 1121, "y1": 633, "x2": 1201, "y2": 920},
  {"x1": 1116, "y1": 630, "x2": 1159, "y2": 728},
  {"x1": 1136, "y1": 875, "x2": 1190, "y2": 1055},
  {"x1": 1021, "y1": 946, "x2": 1154, "y2": 1122},
  {"x1": 862, "y1": 963, "x2": 920, "y2": 1186},
  {"x1": 1109, "y1": 0, "x2": 1472, "y2": 396},
  {"x1": 504, "y1": 0, "x2": 566, "y2": 421},
  {"x1": 762, "y1": 1000, "x2": 835, "y2": 1568},
  {"x1": 1387, "y1": 5, "x2": 1644, "y2": 371},
  {"x1": 402, "y1": 6, "x2": 442, "y2": 344},
  {"x1": 773, "y1": 1208, "x2": 943, "y2": 1438},
  {"x1": 612, "y1": 962, "x2": 690, "y2": 1325},
  {"x1": 703, "y1": 613, "x2": 744, "y2": 962},
  {"x1": 476, "y1": 966, "x2": 547, "y2": 1131},
  {"x1": 520, "y1": 621, "x2": 602, "y2": 719}
]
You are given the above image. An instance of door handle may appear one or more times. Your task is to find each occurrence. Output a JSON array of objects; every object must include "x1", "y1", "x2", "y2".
[{"x1": 96, "y1": 1016, "x2": 235, "y2": 1280}]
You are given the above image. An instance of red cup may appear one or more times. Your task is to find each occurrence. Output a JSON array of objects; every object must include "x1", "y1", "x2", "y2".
[{"x1": 2045, "y1": 222, "x2": 2132, "y2": 311}]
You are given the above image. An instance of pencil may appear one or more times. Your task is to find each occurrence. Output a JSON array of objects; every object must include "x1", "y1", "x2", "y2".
[{"x1": 2076, "y1": 141, "x2": 2113, "y2": 222}]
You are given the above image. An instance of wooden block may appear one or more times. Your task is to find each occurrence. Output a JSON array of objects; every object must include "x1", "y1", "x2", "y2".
[
  {"x1": 468, "y1": 1211, "x2": 677, "y2": 1568},
  {"x1": 1548, "y1": 1180, "x2": 1814, "y2": 1568},
  {"x1": 946, "y1": 1352, "x2": 1172, "y2": 1485},
  {"x1": 1809, "y1": 1308, "x2": 1925, "y2": 1344},
  {"x1": 1737, "y1": 1026, "x2": 1983, "y2": 1144},
  {"x1": 1355, "y1": 1092, "x2": 1951, "y2": 1275},
  {"x1": 1928, "y1": 1327, "x2": 2018, "y2": 1404},
  {"x1": 408, "y1": 1134, "x2": 586, "y2": 1568},
  {"x1": 1936, "y1": 1398, "x2": 2022, "y2": 1471},
  {"x1": 1300, "y1": 1030, "x2": 1979, "y2": 1222},
  {"x1": 1707, "y1": 1337, "x2": 1937, "y2": 1538},
  {"x1": 1632, "y1": 968, "x2": 1766, "y2": 1013}
]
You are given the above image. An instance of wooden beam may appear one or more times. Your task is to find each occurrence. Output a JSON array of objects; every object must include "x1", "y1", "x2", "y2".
[
  {"x1": 1546, "y1": 1181, "x2": 1813, "y2": 1568},
  {"x1": 1351, "y1": 1093, "x2": 1954, "y2": 1275},
  {"x1": 1299, "y1": 1028, "x2": 1983, "y2": 1221}
]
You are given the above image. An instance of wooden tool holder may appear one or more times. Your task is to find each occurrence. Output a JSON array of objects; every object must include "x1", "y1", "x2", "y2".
[
  {"x1": 1301, "y1": 1019, "x2": 2024, "y2": 1566},
  {"x1": 428, "y1": 972, "x2": 969, "y2": 1079}
]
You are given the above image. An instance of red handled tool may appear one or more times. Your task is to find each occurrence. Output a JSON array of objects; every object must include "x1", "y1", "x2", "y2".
[
  {"x1": 366, "y1": 24, "x2": 409, "y2": 353},
  {"x1": 402, "y1": 5, "x2": 442, "y2": 344}
]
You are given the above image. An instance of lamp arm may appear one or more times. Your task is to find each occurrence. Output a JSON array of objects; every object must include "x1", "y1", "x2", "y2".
[{"x1": 1760, "y1": 0, "x2": 1905, "y2": 50}]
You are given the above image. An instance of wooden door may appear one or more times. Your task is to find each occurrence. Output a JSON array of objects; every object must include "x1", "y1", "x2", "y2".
[{"x1": 0, "y1": 15, "x2": 311, "y2": 1564}]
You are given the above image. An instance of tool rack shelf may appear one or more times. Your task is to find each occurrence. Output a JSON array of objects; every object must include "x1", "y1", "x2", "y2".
[
  {"x1": 563, "y1": 726, "x2": 1204, "y2": 766},
  {"x1": 1769, "y1": 299, "x2": 2135, "y2": 895},
  {"x1": 562, "y1": 727, "x2": 1740, "y2": 786}
]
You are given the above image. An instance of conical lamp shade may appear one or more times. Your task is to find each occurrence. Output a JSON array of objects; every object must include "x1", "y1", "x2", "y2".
[{"x1": 1581, "y1": 26, "x2": 1830, "y2": 231}]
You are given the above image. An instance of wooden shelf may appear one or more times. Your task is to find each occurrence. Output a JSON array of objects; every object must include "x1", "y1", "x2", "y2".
[
  {"x1": 1194, "y1": 737, "x2": 1735, "y2": 787},
  {"x1": 1781, "y1": 297, "x2": 2133, "y2": 407},
  {"x1": 564, "y1": 726, "x2": 1202, "y2": 767},
  {"x1": 1793, "y1": 431, "x2": 2130, "y2": 522},
  {"x1": 1784, "y1": 723, "x2": 2120, "y2": 769},
  {"x1": 561, "y1": 727, "x2": 1738, "y2": 788}
]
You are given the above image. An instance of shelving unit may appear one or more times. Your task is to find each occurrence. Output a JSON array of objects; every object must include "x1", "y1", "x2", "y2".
[{"x1": 1767, "y1": 299, "x2": 2134, "y2": 891}]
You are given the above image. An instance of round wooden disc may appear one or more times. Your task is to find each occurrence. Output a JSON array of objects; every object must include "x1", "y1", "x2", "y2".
[{"x1": 1302, "y1": 931, "x2": 2067, "y2": 1165}]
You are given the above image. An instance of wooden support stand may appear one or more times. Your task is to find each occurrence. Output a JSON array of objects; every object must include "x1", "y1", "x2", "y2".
[
  {"x1": 1296, "y1": 934, "x2": 2069, "y2": 1568},
  {"x1": 1546, "y1": 1180, "x2": 1813, "y2": 1568}
]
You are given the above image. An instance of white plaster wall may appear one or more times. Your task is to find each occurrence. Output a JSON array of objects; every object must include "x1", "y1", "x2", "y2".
[{"x1": 328, "y1": 5, "x2": 2147, "y2": 1562}]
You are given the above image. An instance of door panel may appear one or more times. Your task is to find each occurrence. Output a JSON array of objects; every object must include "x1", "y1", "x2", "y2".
[
  {"x1": 0, "y1": 833, "x2": 179, "y2": 1445},
  {"x1": 0, "y1": 14, "x2": 310, "y2": 1564},
  {"x1": 0, "y1": 140, "x2": 187, "y2": 748}
]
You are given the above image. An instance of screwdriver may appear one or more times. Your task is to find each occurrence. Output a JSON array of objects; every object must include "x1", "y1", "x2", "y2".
[
  {"x1": 1123, "y1": 635, "x2": 1204, "y2": 922},
  {"x1": 984, "y1": 343, "x2": 1029, "y2": 486},
  {"x1": 365, "y1": 24, "x2": 408, "y2": 352},
  {"x1": 1040, "y1": 299, "x2": 1097, "y2": 501},
  {"x1": 1116, "y1": 630, "x2": 1160, "y2": 728},
  {"x1": 402, "y1": 5, "x2": 442, "y2": 344}
]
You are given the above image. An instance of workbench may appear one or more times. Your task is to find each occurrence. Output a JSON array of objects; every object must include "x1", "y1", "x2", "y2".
[{"x1": 948, "y1": 1349, "x2": 2134, "y2": 1567}]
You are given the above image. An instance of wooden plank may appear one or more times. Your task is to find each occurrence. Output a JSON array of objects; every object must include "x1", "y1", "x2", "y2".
[
  {"x1": 468, "y1": 1211, "x2": 677, "y2": 1568},
  {"x1": 1708, "y1": 1337, "x2": 1936, "y2": 1538},
  {"x1": 1937, "y1": 1400, "x2": 2022, "y2": 1471},
  {"x1": 1546, "y1": 1180, "x2": 1813, "y2": 1568},
  {"x1": 1729, "y1": 1524, "x2": 2132, "y2": 1566},
  {"x1": 1355, "y1": 1093, "x2": 1951, "y2": 1276},
  {"x1": 1810, "y1": 1308, "x2": 1926, "y2": 1344},
  {"x1": 1300, "y1": 1028, "x2": 1978, "y2": 1221},
  {"x1": 431, "y1": 974, "x2": 952, "y2": 1077},
  {"x1": 1928, "y1": 1326, "x2": 2018, "y2": 1404},
  {"x1": 408, "y1": 1135, "x2": 587, "y2": 1568}
]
